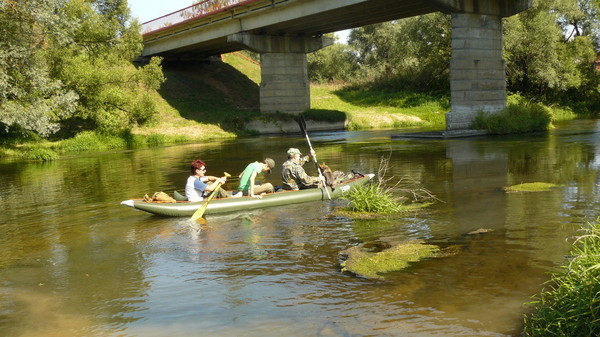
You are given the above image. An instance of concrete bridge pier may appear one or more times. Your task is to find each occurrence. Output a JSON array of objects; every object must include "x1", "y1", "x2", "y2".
[
  {"x1": 228, "y1": 33, "x2": 333, "y2": 114},
  {"x1": 446, "y1": 13, "x2": 505, "y2": 131},
  {"x1": 432, "y1": 0, "x2": 532, "y2": 132}
]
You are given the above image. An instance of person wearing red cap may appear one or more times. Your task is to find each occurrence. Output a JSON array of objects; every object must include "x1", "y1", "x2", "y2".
[
  {"x1": 185, "y1": 159, "x2": 242, "y2": 202},
  {"x1": 237, "y1": 158, "x2": 275, "y2": 199}
]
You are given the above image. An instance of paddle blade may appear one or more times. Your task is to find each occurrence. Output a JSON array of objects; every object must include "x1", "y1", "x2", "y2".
[
  {"x1": 194, "y1": 217, "x2": 207, "y2": 226},
  {"x1": 190, "y1": 203, "x2": 208, "y2": 222},
  {"x1": 189, "y1": 182, "x2": 224, "y2": 223}
]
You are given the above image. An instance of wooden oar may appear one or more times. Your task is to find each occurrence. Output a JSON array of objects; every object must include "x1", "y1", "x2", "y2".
[
  {"x1": 190, "y1": 172, "x2": 231, "y2": 223},
  {"x1": 297, "y1": 115, "x2": 332, "y2": 200}
]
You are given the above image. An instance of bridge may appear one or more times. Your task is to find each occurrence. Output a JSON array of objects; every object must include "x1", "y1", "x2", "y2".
[{"x1": 141, "y1": 0, "x2": 532, "y2": 132}]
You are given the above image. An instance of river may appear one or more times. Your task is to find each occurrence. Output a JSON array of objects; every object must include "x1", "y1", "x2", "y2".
[{"x1": 1, "y1": 119, "x2": 599, "y2": 337}]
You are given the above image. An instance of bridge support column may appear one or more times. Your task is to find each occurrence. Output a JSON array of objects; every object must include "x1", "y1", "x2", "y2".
[
  {"x1": 446, "y1": 13, "x2": 506, "y2": 131},
  {"x1": 428, "y1": 0, "x2": 532, "y2": 132},
  {"x1": 228, "y1": 33, "x2": 333, "y2": 114},
  {"x1": 260, "y1": 53, "x2": 309, "y2": 113}
]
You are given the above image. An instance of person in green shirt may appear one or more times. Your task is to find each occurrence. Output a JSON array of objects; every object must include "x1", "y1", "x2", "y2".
[{"x1": 237, "y1": 158, "x2": 275, "y2": 198}]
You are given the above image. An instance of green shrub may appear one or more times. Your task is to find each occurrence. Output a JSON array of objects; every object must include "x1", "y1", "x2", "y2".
[
  {"x1": 0, "y1": 123, "x2": 43, "y2": 146},
  {"x1": 523, "y1": 220, "x2": 600, "y2": 336},
  {"x1": 23, "y1": 147, "x2": 59, "y2": 161},
  {"x1": 550, "y1": 106, "x2": 576, "y2": 121},
  {"x1": 60, "y1": 131, "x2": 127, "y2": 153},
  {"x1": 343, "y1": 184, "x2": 405, "y2": 214},
  {"x1": 472, "y1": 96, "x2": 552, "y2": 134},
  {"x1": 146, "y1": 134, "x2": 167, "y2": 147}
]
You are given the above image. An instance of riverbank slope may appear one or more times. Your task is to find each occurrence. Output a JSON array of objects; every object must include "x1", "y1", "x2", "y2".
[{"x1": 0, "y1": 52, "x2": 578, "y2": 161}]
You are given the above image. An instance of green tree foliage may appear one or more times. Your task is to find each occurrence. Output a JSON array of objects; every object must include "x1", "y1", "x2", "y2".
[
  {"x1": 310, "y1": 1, "x2": 598, "y2": 111},
  {"x1": 0, "y1": 0, "x2": 164, "y2": 139},
  {"x1": 307, "y1": 36, "x2": 357, "y2": 83},
  {"x1": 504, "y1": 0, "x2": 598, "y2": 98},
  {"x1": 338, "y1": 13, "x2": 451, "y2": 91},
  {"x1": 0, "y1": 0, "x2": 79, "y2": 137}
]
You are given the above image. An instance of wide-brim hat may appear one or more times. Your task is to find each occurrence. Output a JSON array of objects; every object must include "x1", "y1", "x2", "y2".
[
  {"x1": 287, "y1": 148, "x2": 302, "y2": 157},
  {"x1": 264, "y1": 158, "x2": 275, "y2": 173}
]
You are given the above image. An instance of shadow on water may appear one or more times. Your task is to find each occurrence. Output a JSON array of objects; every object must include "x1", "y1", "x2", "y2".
[{"x1": 0, "y1": 119, "x2": 599, "y2": 336}]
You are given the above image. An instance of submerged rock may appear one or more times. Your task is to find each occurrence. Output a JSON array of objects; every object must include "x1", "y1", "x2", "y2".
[
  {"x1": 465, "y1": 228, "x2": 495, "y2": 235},
  {"x1": 340, "y1": 239, "x2": 440, "y2": 279},
  {"x1": 503, "y1": 182, "x2": 558, "y2": 193}
]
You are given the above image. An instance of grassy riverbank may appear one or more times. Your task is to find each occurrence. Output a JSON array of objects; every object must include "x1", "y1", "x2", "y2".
[
  {"x1": 0, "y1": 52, "x2": 584, "y2": 161},
  {"x1": 523, "y1": 219, "x2": 600, "y2": 336}
]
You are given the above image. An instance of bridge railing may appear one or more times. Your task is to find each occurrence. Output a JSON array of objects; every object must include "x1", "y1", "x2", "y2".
[{"x1": 141, "y1": 0, "x2": 260, "y2": 36}]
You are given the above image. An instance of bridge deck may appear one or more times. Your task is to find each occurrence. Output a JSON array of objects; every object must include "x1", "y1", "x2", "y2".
[{"x1": 141, "y1": 0, "x2": 437, "y2": 58}]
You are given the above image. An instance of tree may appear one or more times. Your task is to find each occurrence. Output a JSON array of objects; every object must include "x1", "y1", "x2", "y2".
[
  {"x1": 347, "y1": 13, "x2": 451, "y2": 90},
  {"x1": 0, "y1": 0, "x2": 79, "y2": 137},
  {"x1": 0, "y1": 0, "x2": 165, "y2": 139},
  {"x1": 307, "y1": 35, "x2": 357, "y2": 83},
  {"x1": 503, "y1": 0, "x2": 597, "y2": 98}
]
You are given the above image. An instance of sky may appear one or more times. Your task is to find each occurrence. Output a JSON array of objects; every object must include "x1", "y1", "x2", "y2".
[{"x1": 127, "y1": 0, "x2": 349, "y2": 41}]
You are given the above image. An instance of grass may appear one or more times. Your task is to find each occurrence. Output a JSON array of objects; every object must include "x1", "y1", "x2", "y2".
[
  {"x1": 311, "y1": 83, "x2": 448, "y2": 130},
  {"x1": 522, "y1": 219, "x2": 600, "y2": 336},
  {"x1": 504, "y1": 182, "x2": 558, "y2": 193},
  {"x1": 343, "y1": 184, "x2": 406, "y2": 214}
]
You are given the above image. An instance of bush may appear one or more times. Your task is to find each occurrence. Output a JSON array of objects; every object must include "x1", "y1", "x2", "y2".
[
  {"x1": 23, "y1": 147, "x2": 59, "y2": 161},
  {"x1": 146, "y1": 134, "x2": 167, "y2": 147},
  {"x1": 472, "y1": 96, "x2": 552, "y2": 134},
  {"x1": 60, "y1": 131, "x2": 127, "y2": 153},
  {"x1": 523, "y1": 220, "x2": 600, "y2": 336},
  {"x1": 0, "y1": 123, "x2": 42, "y2": 146},
  {"x1": 343, "y1": 184, "x2": 405, "y2": 214}
]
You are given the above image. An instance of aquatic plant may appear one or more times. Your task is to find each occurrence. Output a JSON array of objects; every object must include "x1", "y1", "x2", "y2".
[
  {"x1": 340, "y1": 239, "x2": 440, "y2": 279},
  {"x1": 343, "y1": 184, "x2": 404, "y2": 214},
  {"x1": 343, "y1": 152, "x2": 439, "y2": 214},
  {"x1": 523, "y1": 220, "x2": 600, "y2": 336},
  {"x1": 504, "y1": 182, "x2": 558, "y2": 192}
]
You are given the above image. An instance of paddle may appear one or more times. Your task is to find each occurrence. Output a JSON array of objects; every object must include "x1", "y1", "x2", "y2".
[
  {"x1": 190, "y1": 172, "x2": 231, "y2": 223},
  {"x1": 297, "y1": 115, "x2": 332, "y2": 200}
]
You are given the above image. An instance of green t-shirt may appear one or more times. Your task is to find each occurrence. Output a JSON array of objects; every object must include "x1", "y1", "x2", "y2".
[{"x1": 237, "y1": 161, "x2": 263, "y2": 191}]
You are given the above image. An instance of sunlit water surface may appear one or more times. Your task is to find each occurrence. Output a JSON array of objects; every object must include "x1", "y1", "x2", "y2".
[{"x1": 1, "y1": 119, "x2": 599, "y2": 337}]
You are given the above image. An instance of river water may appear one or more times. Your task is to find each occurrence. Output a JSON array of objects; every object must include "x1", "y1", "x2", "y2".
[{"x1": 1, "y1": 119, "x2": 599, "y2": 337}]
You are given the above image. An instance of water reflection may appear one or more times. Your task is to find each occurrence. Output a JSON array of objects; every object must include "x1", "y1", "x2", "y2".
[{"x1": 0, "y1": 120, "x2": 599, "y2": 336}]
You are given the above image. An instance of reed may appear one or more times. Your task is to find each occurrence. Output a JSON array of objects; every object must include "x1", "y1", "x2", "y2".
[{"x1": 523, "y1": 219, "x2": 600, "y2": 336}]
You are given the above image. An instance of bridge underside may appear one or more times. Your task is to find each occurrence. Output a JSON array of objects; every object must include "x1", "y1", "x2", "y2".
[
  {"x1": 143, "y1": 0, "x2": 438, "y2": 60},
  {"x1": 142, "y1": 0, "x2": 531, "y2": 131}
]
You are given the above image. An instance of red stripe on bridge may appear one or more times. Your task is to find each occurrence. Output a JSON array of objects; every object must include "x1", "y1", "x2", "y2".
[{"x1": 142, "y1": 0, "x2": 262, "y2": 36}]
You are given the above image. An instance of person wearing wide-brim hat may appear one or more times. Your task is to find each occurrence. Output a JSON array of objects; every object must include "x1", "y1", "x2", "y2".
[
  {"x1": 237, "y1": 158, "x2": 275, "y2": 199},
  {"x1": 282, "y1": 148, "x2": 319, "y2": 191}
]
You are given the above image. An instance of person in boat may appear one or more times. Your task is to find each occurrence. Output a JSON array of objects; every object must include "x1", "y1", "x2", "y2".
[
  {"x1": 281, "y1": 148, "x2": 320, "y2": 191},
  {"x1": 185, "y1": 159, "x2": 242, "y2": 202},
  {"x1": 237, "y1": 158, "x2": 276, "y2": 199}
]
